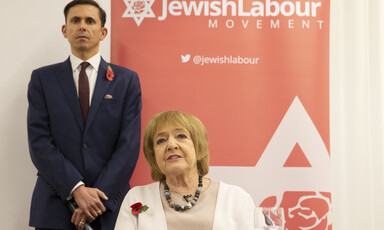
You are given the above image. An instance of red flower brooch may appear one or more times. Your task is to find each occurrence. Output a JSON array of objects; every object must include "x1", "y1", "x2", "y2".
[
  {"x1": 106, "y1": 65, "x2": 114, "y2": 81},
  {"x1": 130, "y1": 202, "x2": 149, "y2": 215}
]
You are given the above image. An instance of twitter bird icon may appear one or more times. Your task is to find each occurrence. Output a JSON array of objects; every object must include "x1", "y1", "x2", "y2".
[{"x1": 181, "y1": 54, "x2": 191, "y2": 63}]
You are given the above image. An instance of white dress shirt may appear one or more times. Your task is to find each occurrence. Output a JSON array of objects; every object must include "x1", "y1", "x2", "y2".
[
  {"x1": 70, "y1": 53, "x2": 101, "y2": 106},
  {"x1": 67, "y1": 53, "x2": 102, "y2": 199}
]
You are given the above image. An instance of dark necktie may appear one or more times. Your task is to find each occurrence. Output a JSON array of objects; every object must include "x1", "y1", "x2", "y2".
[{"x1": 79, "y1": 62, "x2": 90, "y2": 124}]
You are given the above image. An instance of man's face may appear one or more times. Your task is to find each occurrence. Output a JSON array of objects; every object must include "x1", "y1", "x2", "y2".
[{"x1": 62, "y1": 4, "x2": 107, "y2": 58}]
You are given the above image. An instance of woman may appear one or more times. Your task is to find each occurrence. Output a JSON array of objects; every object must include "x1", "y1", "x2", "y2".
[{"x1": 115, "y1": 111, "x2": 255, "y2": 229}]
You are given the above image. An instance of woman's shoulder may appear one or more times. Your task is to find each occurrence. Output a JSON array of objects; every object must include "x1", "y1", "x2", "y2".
[
  {"x1": 218, "y1": 181, "x2": 252, "y2": 200},
  {"x1": 213, "y1": 180, "x2": 255, "y2": 229},
  {"x1": 217, "y1": 180, "x2": 252, "y2": 197},
  {"x1": 128, "y1": 182, "x2": 160, "y2": 195},
  {"x1": 124, "y1": 182, "x2": 162, "y2": 208}
]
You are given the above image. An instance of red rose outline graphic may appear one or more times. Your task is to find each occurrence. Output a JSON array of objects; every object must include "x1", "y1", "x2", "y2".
[
  {"x1": 288, "y1": 193, "x2": 331, "y2": 229},
  {"x1": 133, "y1": 1, "x2": 145, "y2": 14},
  {"x1": 260, "y1": 191, "x2": 332, "y2": 230}
]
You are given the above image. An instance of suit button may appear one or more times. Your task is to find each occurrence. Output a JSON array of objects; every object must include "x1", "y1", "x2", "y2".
[{"x1": 82, "y1": 143, "x2": 88, "y2": 149}]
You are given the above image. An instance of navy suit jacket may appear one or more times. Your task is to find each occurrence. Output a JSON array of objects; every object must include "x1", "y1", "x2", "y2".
[{"x1": 27, "y1": 57, "x2": 141, "y2": 229}]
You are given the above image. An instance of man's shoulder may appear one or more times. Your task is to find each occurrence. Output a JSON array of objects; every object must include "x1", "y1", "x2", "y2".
[
  {"x1": 34, "y1": 59, "x2": 70, "y2": 73},
  {"x1": 107, "y1": 63, "x2": 137, "y2": 76},
  {"x1": 104, "y1": 62, "x2": 140, "y2": 85}
]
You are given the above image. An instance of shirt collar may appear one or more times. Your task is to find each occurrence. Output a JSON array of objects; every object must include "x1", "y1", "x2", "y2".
[{"x1": 70, "y1": 53, "x2": 101, "y2": 72}]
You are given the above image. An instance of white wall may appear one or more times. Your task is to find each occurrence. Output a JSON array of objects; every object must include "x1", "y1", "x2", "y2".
[
  {"x1": 330, "y1": 0, "x2": 384, "y2": 229},
  {"x1": 0, "y1": 1, "x2": 110, "y2": 229}
]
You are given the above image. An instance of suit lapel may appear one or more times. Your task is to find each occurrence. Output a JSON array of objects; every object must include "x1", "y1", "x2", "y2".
[
  {"x1": 56, "y1": 58, "x2": 84, "y2": 130},
  {"x1": 85, "y1": 58, "x2": 111, "y2": 130}
]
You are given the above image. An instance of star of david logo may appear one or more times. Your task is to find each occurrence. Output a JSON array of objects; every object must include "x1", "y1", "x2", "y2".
[{"x1": 122, "y1": 0, "x2": 156, "y2": 26}]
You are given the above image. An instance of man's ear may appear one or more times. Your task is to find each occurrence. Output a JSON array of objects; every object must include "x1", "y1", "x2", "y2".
[
  {"x1": 100, "y1": 27, "x2": 108, "y2": 41},
  {"x1": 62, "y1": 25, "x2": 67, "y2": 38}
]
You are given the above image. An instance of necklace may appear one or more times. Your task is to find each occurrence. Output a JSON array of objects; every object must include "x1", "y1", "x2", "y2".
[{"x1": 164, "y1": 174, "x2": 203, "y2": 211}]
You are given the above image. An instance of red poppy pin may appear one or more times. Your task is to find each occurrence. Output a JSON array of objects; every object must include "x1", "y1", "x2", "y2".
[
  {"x1": 106, "y1": 65, "x2": 114, "y2": 81},
  {"x1": 130, "y1": 202, "x2": 149, "y2": 215}
]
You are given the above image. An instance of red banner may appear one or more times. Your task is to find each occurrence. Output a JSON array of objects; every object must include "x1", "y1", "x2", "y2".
[{"x1": 112, "y1": 0, "x2": 331, "y2": 229}]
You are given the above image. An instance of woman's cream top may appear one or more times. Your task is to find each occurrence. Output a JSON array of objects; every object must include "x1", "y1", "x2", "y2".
[{"x1": 160, "y1": 180, "x2": 220, "y2": 230}]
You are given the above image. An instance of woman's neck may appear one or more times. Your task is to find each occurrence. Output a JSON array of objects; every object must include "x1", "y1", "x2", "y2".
[
  {"x1": 165, "y1": 173, "x2": 210, "y2": 195},
  {"x1": 165, "y1": 173, "x2": 199, "y2": 195}
]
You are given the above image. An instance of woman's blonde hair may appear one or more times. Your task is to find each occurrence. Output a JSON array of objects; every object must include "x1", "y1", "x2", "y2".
[{"x1": 143, "y1": 110, "x2": 210, "y2": 181}]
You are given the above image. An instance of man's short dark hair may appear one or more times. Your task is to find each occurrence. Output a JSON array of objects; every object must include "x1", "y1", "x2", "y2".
[{"x1": 64, "y1": 0, "x2": 106, "y2": 27}]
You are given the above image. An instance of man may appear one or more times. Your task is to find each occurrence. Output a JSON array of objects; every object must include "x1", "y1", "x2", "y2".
[{"x1": 27, "y1": 0, "x2": 141, "y2": 229}]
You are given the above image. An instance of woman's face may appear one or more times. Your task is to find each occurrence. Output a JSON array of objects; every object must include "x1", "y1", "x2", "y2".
[{"x1": 153, "y1": 124, "x2": 198, "y2": 178}]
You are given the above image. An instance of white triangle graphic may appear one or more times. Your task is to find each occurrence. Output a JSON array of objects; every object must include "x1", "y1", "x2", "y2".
[{"x1": 208, "y1": 96, "x2": 331, "y2": 206}]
